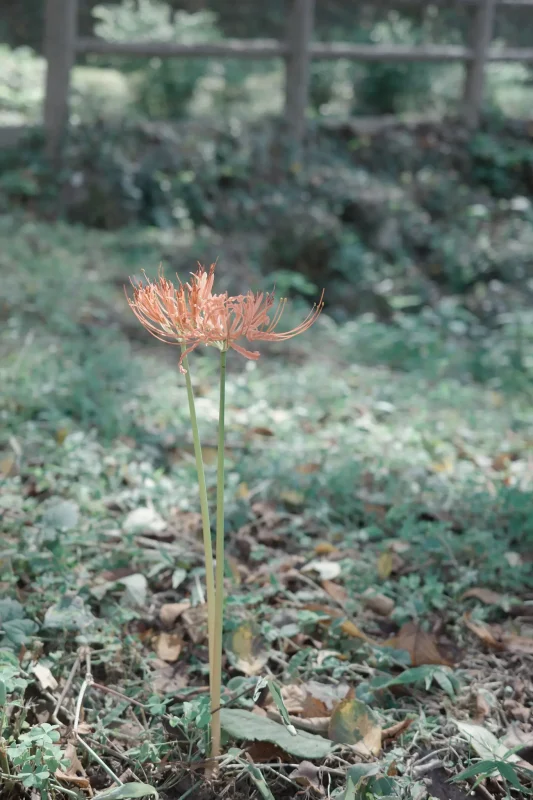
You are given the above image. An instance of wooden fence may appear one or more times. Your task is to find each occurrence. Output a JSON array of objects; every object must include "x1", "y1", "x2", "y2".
[{"x1": 41, "y1": 0, "x2": 533, "y2": 161}]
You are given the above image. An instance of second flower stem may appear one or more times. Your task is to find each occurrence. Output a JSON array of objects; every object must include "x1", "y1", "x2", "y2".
[
  {"x1": 211, "y1": 349, "x2": 227, "y2": 762},
  {"x1": 181, "y1": 349, "x2": 216, "y2": 681}
]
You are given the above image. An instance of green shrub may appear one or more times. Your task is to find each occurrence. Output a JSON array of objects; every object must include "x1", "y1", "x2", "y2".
[
  {"x1": 468, "y1": 131, "x2": 533, "y2": 198},
  {"x1": 0, "y1": 45, "x2": 45, "y2": 122},
  {"x1": 92, "y1": 0, "x2": 221, "y2": 119},
  {"x1": 265, "y1": 206, "x2": 342, "y2": 285},
  {"x1": 353, "y1": 16, "x2": 435, "y2": 115}
]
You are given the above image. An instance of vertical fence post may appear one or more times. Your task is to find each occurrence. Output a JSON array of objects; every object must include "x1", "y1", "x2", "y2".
[
  {"x1": 462, "y1": 0, "x2": 496, "y2": 128},
  {"x1": 44, "y1": 0, "x2": 77, "y2": 164},
  {"x1": 284, "y1": 0, "x2": 315, "y2": 148}
]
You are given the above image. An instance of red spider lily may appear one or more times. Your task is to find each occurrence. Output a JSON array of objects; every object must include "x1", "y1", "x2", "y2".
[{"x1": 127, "y1": 264, "x2": 324, "y2": 371}]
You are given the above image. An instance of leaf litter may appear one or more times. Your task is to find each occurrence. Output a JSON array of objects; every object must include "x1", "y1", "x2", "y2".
[{"x1": 3, "y1": 226, "x2": 533, "y2": 799}]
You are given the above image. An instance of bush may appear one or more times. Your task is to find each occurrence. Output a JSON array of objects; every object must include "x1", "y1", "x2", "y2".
[
  {"x1": 92, "y1": 0, "x2": 221, "y2": 119},
  {"x1": 0, "y1": 45, "x2": 45, "y2": 123},
  {"x1": 468, "y1": 131, "x2": 533, "y2": 198},
  {"x1": 265, "y1": 206, "x2": 342, "y2": 286},
  {"x1": 353, "y1": 15, "x2": 435, "y2": 115}
]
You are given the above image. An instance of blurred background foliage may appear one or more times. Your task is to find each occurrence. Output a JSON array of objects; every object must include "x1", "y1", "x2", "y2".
[{"x1": 1, "y1": 0, "x2": 533, "y2": 385}]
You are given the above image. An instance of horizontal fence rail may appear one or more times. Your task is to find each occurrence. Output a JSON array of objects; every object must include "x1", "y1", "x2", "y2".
[{"x1": 37, "y1": 0, "x2": 533, "y2": 162}]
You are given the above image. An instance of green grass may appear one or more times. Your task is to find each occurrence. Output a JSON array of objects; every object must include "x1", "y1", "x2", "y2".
[{"x1": 2, "y1": 214, "x2": 533, "y2": 799}]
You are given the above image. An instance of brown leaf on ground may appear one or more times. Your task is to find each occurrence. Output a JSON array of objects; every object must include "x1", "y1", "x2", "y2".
[
  {"x1": 362, "y1": 589, "x2": 395, "y2": 617},
  {"x1": 182, "y1": 604, "x2": 208, "y2": 644},
  {"x1": 492, "y1": 453, "x2": 512, "y2": 471},
  {"x1": 303, "y1": 604, "x2": 375, "y2": 643},
  {"x1": 32, "y1": 663, "x2": 58, "y2": 691},
  {"x1": 387, "y1": 622, "x2": 452, "y2": 667},
  {"x1": 155, "y1": 632, "x2": 183, "y2": 663},
  {"x1": 474, "y1": 690, "x2": 492, "y2": 721},
  {"x1": 377, "y1": 550, "x2": 394, "y2": 580},
  {"x1": 302, "y1": 681, "x2": 350, "y2": 717},
  {"x1": 363, "y1": 502, "x2": 388, "y2": 521},
  {"x1": 290, "y1": 761, "x2": 324, "y2": 792},
  {"x1": 464, "y1": 614, "x2": 533, "y2": 654},
  {"x1": 463, "y1": 614, "x2": 502, "y2": 649},
  {"x1": 266, "y1": 708, "x2": 330, "y2": 735},
  {"x1": 151, "y1": 662, "x2": 189, "y2": 694},
  {"x1": 329, "y1": 695, "x2": 382, "y2": 755},
  {"x1": 503, "y1": 699, "x2": 531, "y2": 723},
  {"x1": 280, "y1": 489, "x2": 305, "y2": 508},
  {"x1": 246, "y1": 741, "x2": 291, "y2": 762},
  {"x1": 382, "y1": 717, "x2": 414, "y2": 740},
  {"x1": 503, "y1": 634, "x2": 533, "y2": 654},
  {"x1": 250, "y1": 426, "x2": 275, "y2": 437},
  {"x1": 296, "y1": 462, "x2": 321, "y2": 474},
  {"x1": 226, "y1": 620, "x2": 269, "y2": 676},
  {"x1": 315, "y1": 649, "x2": 347, "y2": 666},
  {"x1": 159, "y1": 601, "x2": 190, "y2": 627},
  {"x1": 461, "y1": 588, "x2": 505, "y2": 605},
  {"x1": 55, "y1": 742, "x2": 91, "y2": 793},
  {"x1": 314, "y1": 542, "x2": 339, "y2": 555},
  {"x1": 266, "y1": 684, "x2": 307, "y2": 716},
  {"x1": 321, "y1": 580, "x2": 348, "y2": 607}
]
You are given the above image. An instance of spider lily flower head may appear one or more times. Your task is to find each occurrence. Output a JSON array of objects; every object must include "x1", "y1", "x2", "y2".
[{"x1": 127, "y1": 263, "x2": 324, "y2": 372}]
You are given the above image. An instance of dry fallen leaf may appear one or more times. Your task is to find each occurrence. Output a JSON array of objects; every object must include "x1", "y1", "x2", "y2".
[
  {"x1": 226, "y1": 620, "x2": 269, "y2": 676},
  {"x1": 159, "y1": 601, "x2": 190, "y2": 627},
  {"x1": 474, "y1": 689, "x2": 493, "y2": 721},
  {"x1": 321, "y1": 580, "x2": 348, "y2": 607},
  {"x1": 55, "y1": 742, "x2": 91, "y2": 792},
  {"x1": 269, "y1": 684, "x2": 307, "y2": 716},
  {"x1": 387, "y1": 621, "x2": 451, "y2": 667},
  {"x1": 237, "y1": 482, "x2": 250, "y2": 499},
  {"x1": 303, "y1": 681, "x2": 350, "y2": 717},
  {"x1": 246, "y1": 740, "x2": 291, "y2": 762},
  {"x1": 377, "y1": 550, "x2": 394, "y2": 580},
  {"x1": 362, "y1": 589, "x2": 394, "y2": 617},
  {"x1": 461, "y1": 588, "x2": 505, "y2": 605},
  {"x1": 464, "y1": 614, "x2": 533, "y2": 654},
  {"x1": 296, "y1": 462, "x2": 321, "y2": 475},
  {"x1": 304, "y1": 604, "x2": 376, "y2": 644},
  {"x1": 363, "y1": 502, "x2": 388, "y2": 521},
  {"x1": 503, "y1": 634, "x2": 533, "y2": 655},
  {"x1": 329, "y1": 695, "x2": 382, "y2": 755},
  {"x1": 182, "y1": 604, "x2": 208, "y2": 644},
  {"x1": 0, "y1": 454, "x2": 16, "y2": 478},
  {"x1": 382, "y1": 717, "x2": 414, "y2": 740},
  {"x1": 314, "y1": 542, "x2": 339, "y2": 556},
  {"x1": 201, "y1": 446, "x2": 218, "y2": 465},
  {"x1": 302, "y1": 559, "x2": 341, "y2": 581},
  {"x1": 492, "y1": 453, "x2": 511, "y2": 472},
  {"x1": 280, "y1": 490, "x2": 305, "y2": 508},
  {"x1": 155, "y1": 632, "x2": 183, "y2": 663},
  {"x1": 32, "y1": 662, "x2": 58, "y2": 691},
  {"x1": 429, "y1": 456, "x2": 454, "y2": 474},
  {"x1": 151, "y1": 662, "x2": 189, "y2": 694},
  {"x1": 463, "y1": 614, "x2": 501, "y2": 649},
  {"x1": 289, "y1": 761, "x2": 323, "y2": 792},
  {"x1": 251, "y1": 426, "x2": 275, "y2": 437}
]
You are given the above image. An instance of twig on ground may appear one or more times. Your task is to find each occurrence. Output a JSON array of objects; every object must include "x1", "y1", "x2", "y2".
[{"x1": 52, "y1": 652, "x2": 81, "y2": 724}]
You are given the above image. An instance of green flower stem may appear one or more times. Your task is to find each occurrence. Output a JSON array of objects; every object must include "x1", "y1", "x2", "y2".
[
  {"x1": 181, "y1": 349, "x2": 216, "y2": 681},
  {"x1": 211, "y1": 349, "x2": 227, "y2": 762}
]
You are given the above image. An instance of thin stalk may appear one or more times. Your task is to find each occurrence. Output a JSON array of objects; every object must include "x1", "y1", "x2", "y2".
[
  {"x1": 181, "y1": 348, "x2": 216, "y2": 680},
  {"x1": 211, "y1": 350, "x2": 227, "y2": 763}
]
